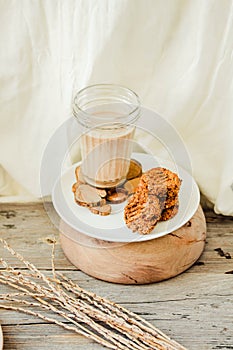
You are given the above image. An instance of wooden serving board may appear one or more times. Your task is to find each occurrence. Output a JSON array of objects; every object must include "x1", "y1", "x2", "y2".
[{"x1": 59, "y1": 205, "x2": 206, "y2": 284}]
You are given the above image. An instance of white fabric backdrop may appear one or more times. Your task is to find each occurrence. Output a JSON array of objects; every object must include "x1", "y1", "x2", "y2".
[{"x1": 0, "y1": 0, "x2": 232, "y2": 215}]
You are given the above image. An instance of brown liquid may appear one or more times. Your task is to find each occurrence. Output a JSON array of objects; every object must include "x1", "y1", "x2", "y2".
[{"x1": 81, "y1": 126, "x2": 135, "y2": 188}]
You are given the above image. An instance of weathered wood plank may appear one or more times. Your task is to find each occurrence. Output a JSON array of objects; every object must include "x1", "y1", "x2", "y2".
[
  {"x1": 2, "y1": 324, "x2": 102, "y2": 350},
  {"x1": 0, "y1": 203, "x2": 71, "y2": 270},
  {"x1": 0, "y1": 203, "x2": 233, "y2": 349}
]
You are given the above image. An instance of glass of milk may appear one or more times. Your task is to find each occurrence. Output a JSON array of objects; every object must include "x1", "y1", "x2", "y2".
[{"x1": 73, "y1": 84, "x2": 140, "y2": 188}]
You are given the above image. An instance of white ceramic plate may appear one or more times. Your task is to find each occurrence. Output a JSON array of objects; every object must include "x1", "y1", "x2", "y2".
[
  {"x1": 0, "y1": 324, "x2": 3, "y2": 350},
  {"x1": 52, "y1": 153, "x2": 200, "y2": 242}
]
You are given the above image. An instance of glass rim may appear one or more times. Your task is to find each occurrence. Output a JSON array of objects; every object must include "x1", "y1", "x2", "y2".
[{"x1": 73, "y1": 83, "x2": 141, "y2": 121}]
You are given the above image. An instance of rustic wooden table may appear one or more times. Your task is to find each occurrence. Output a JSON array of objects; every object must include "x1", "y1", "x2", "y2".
[{"x1": 0, "y1": 203, "x2": 233, "y2": 350}]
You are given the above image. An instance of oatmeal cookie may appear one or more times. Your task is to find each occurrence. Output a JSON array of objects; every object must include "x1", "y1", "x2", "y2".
[{"x1": 124, "y1": 167, "x2": 181, "y2": 234}]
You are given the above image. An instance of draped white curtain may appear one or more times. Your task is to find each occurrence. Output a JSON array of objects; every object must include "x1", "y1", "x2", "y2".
[{"x1": 0, "y1": 0, "x2": 233, "y2": 215}]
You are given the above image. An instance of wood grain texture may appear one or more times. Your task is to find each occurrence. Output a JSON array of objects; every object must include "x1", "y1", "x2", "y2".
[
  {"x1": 0, "y1": 324, "x2": 2, "y2": 350},
  {"x1": 0, "y1": 203, "x2": 233, "y2": 349},
  {"x1": 60, "y1": 206, "x2": 206, "y2": 284}
]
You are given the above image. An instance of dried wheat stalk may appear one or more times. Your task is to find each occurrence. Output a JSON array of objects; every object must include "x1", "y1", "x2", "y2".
[
  {"x1": 0, "y1": 270, "x2": 137, "y2": 350},
  {"x1": 0, "y1": 242, "x2": 146, "y2": 349},
  {"x1": 0, "y1": 238, "x2": 187, "y2": 350}
]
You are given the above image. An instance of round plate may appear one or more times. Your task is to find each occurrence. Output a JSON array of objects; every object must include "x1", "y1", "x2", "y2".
[{"x1": 52, "y1": 153, "x2": 200, "y2": 242}]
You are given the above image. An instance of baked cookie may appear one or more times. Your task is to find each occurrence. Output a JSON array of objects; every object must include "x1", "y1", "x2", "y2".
[
  {"x1": 124, "y1": 167, "x2": 181, "y2": 234},
  {"x1": 124, "y1": 193, "x2": 162, "y2": 234},
  {"x1": 163, "y1": 195, "x2": 179, "y2": 210},
  {"x1": 160, "y1": 203, "x2": 179, "y2": 221}
]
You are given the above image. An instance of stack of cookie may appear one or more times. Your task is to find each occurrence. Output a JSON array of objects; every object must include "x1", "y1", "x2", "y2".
[{"x1": 124, "y1": 167, "x2": 181, "y2": 234}]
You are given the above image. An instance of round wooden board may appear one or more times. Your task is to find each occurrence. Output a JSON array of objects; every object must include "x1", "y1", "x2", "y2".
[{"x1": 59, "y1": 205, "x2": 206, "y2": 284}]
